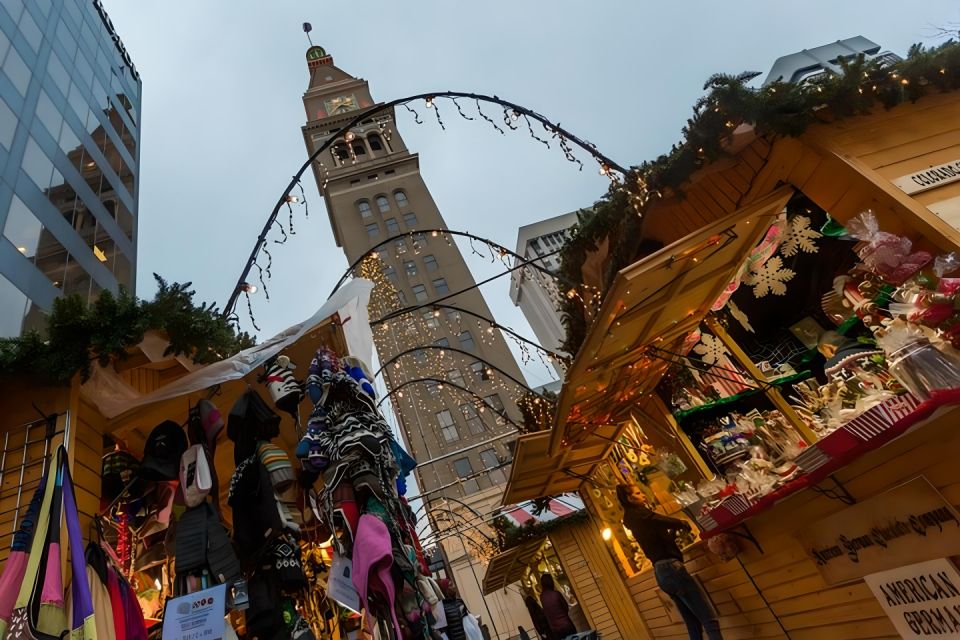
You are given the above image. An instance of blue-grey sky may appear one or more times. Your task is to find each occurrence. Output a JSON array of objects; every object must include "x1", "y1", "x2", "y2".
[{"x1": 104, "y1": 1, "x2": 958, "y2": 388}]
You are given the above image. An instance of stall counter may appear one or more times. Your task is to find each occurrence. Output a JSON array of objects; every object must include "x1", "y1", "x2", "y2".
[{"x1": 626, "y1": 404, "x2": 960, "y2": 640}]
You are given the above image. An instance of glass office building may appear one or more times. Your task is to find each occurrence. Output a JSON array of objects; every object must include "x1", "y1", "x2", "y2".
[{"x1": 0, "y1": 0, "x2": 140, "y2": 337}]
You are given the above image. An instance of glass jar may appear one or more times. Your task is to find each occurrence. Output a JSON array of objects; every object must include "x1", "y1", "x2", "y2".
[{"x1": 887, "y1": 338, "x2": 960, "y2": 398}]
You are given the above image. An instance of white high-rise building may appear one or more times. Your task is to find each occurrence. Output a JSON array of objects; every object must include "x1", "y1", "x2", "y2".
[{"x1": 510, "y1": 211, "x2": 579, "y2": 376}]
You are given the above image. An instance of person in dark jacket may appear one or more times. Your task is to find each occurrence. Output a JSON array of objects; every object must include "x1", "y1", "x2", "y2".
[
  {"x1": 524, "y1": 595, "x2": 551, "y2": 639},
  {"x1": 617, "y1": 484, "x2": 723, "y2": 640},
  {"x1": 539, "y1": 574, "x2": 577, "y2": 639},
  {"x1": 438, "y1": 579, "x2": 468, "y2": 640}
]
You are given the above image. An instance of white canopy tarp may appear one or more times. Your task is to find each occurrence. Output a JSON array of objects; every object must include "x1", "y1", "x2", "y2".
[{"x1": 83, "y1": 279, "x2": 374, "y2": 419}]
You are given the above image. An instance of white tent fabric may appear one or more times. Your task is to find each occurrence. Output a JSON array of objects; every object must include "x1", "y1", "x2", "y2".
[{"x1": 83, "y1": 279, "x2": 375, "y2": 419}]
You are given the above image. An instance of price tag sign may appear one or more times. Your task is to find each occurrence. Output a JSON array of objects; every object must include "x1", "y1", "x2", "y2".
[{"x1": 162, "y1": 584, "x2": 227, "y2": 640}]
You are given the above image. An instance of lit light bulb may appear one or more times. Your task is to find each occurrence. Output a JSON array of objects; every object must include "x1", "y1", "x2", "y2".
[
  {"x1": 344, "y1": 131, "x2": 356, "y2": 142},
  {"x1": 240, "y1": 282, "x2": 258, "y2": 294},
  {"x1": 425, "y1": 97, "x2": 434, "y2": 108},
  {"x1": 285, "y1": 195, "x2": 300, "y2": 204},
  {"x1": 510, "y1": 110, "x2": 520, "y2": 121}
]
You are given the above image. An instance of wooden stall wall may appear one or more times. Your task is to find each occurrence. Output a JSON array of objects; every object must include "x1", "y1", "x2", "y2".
[
  {"x1": 627, "y1": 407, "x2": 960, "y2": 639},
  {"x1": 551, "y1": 519, "x2": 649, "y2": 640},
  {"x1": 627, "y1": 546, "x2": 787, "y2": 640},
  {"x1": 72, "y1": 397, "x2": 107, "y2": 544}
]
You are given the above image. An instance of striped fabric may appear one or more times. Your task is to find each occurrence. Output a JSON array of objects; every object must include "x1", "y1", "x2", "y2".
[{"x1": 501, "y1": 494, "x2": 585, "y2": 527}]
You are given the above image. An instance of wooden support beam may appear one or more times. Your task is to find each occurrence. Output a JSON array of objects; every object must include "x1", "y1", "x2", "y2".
[{"x1": 704, "y1": 315, "x2": 819, "y2": 445}]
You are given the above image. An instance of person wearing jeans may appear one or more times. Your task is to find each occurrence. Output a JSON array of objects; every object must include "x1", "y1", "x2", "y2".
[{"x1": 616, "y1": 484, "x2": 723, "y2": 640}]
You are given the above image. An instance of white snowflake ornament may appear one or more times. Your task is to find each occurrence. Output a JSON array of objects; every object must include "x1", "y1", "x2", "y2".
[
  {"x1": 779, "y1": 215, "x2": 821, "y2": 257},
  {"x1": 746, "y1": 255, "x2": 796, "y2": 297},
  {"x1": 693, "y1": 333, "x2": 728, "y2": 365}
]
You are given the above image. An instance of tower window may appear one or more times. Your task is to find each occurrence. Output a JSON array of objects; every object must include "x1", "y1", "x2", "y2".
[
  {"x1": 395, "y1": 239, "x2": 407, "y2": 255},
  {"x1": 382, "y1": 265, "x2": 397, "y2": 282},
  {"x1": 365, "y1": 222, "x2": 379, "y2": 238},
  {"x1": 369, "y1": 133, "x2": 384, "y2": 151},
  {"x1": 484, "y1": 394, "x2": 507, "y2": 423},
  {"x1": 454, "y1": 458, "x2": 479, "y2": 493},
  {"x1": 458, "y1": 330, "x2": 475, "y2": 350},
  {"x1": 357, "y1": 200, "x2": 372, "y2": 218},
  {"x1": 437, "y1": 410, "x2": 459, "y2": 443},
  {"x1": 403, "y1": 212, "x2": 418, "y2": 228},
  {"x1": 434, "y1": 337, "x2": 450, "y2": 348},
  {"x1": 447, "y1": 368, "x2": 465, "y2": 387},
  {"x1": 423, "y1": 255, "x2": 438, "y2": 272},
  {"x1": 376, "y1": 196, "x2": 390, "y2": 212},
  {"x1": 480, "y1": 448, "x2": 507, "y2": 484},
  {"x1": 422, "y1": 309, "x2": 440, "y2": 329},
  {"x1": 470, "y1": 361, "x2": 491, "y2": 381},
  {"x1": 404, "y1": 260, "x2": 417, "y2": 277},
  {"x1": 433, "y1": 278, "x2": 449, "y2": 295},
  {"x1": 385, "y1": 218, "x2": 400, "y2": 234},
  {"x1": 333, "y1": 143, "x2": 349, "y2": 160},
  {"x1": 352, "y1": 141, "x2": 366, "y2": 156},
  {"x1": 394, "y1": 190, "x2": 408, "y2": 207},
  {"x1": 460, "y1": 404, "x2": 485, "y2": 435},
  {"x1": 412, "y1": 284, "x2": 428, "y2": 303}
]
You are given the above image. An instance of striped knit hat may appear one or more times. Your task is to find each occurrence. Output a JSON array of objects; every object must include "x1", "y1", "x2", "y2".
[{"x1": 257, "y1": 441, "x2": 295, "y2": 492}]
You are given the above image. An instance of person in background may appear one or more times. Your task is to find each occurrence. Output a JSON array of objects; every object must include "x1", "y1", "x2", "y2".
[
  {"x1": 617, "y1": 484, "x2": 723, "y2": 640},
  {"x1": 539, "y1": 574, "x2": 577, "y2": 639},
  {"x1": 523, "y1": 595, "x2": 551, "y2": 639},
  {"x1": 438, "y1": 579, "x2": 468, "y2": 640}
]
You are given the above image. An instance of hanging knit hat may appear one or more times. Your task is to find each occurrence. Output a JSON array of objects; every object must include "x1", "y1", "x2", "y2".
[
  {"x1": 228, "y1": 389, "x2": 281, "y2": 463},
  {"x1": 261, "y1": 355, "x2": 304, "y2": 415},
  {"x1": 256, "y1": 441, "x2": 295, "y2": 492},
  {"x1": 352, "y1": 514, "x2": 402, "y2": 639},
  {"x1": 140, "y1": 421, "x2": 188, "y2": 482},
  {"x1": 101, "y1": 449, "x2": 141, "y2": 502}
]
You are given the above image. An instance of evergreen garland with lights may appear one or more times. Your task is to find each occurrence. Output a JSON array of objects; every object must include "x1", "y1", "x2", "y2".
[
  {"x1": 558, "y1": 40, "x2": 960, "y2": 355},
  {"x1": 0, "y1": 275, "x2": 255, "y2": 385},
  {"x1": 493, "y1": 510, "x2": 590, "y2": 552}
]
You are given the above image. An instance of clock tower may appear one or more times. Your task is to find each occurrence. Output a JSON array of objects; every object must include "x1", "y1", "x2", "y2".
[{"x1": 301, "y1": 47, "x2": 533, "y2": 634}]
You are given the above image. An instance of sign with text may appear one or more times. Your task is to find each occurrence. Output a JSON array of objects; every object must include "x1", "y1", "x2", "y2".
[
  {"x1": 893, "y1": 159, "x2": 960, "y2": 195},
  {"x1": 162, "y1": 584, "x2": 227, "y2": 640},
  {"x1": 796, "y1": 477, "x2": 960, "y2": 585},
  {"x1": 865, "y1": 558, "x2": 960, "y2": 638}
]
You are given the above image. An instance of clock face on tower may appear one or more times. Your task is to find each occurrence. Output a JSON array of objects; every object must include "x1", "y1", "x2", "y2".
[{"x1": 325, "y1": 94, "x2": 359, "y2": 115}]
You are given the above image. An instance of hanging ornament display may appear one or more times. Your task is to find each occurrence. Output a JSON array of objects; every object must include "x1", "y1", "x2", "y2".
[
  {"x1": 745, "y1": 255, "x2": 796, "y2": 297},
  {"x1": 727, "y1": 300, "x2": 755, "y2": 334},
  {"x1": 778, "y1": 215, "x2": 822, "y2": 257},
  {"x1": 693, "y1": 333, "x2": 728, "y2": 366}
]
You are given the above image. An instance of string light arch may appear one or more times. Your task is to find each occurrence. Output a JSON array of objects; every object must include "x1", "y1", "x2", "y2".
[{"x1": 224, "y1": 91, "x2": 630, "y2": 321}]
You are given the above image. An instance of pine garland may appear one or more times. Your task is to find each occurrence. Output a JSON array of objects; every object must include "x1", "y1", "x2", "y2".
[
  {"x1": 558, "y1": 40, "x2": 960, "y2": 355},
  {"x1": 517, "y1": 387, "x2": 558, "y2": 433},
  {"x1": 493, "y1": 510, "x2": 590, "y2": 552},
  {"x1": 0, "y1": 274, "x2": 255, "y2": 385}
]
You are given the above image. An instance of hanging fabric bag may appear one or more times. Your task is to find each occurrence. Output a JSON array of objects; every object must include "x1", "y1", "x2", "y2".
[
  {"x1": 0, "y1": 461, "x2": 49, "y2": 638},
  {"x1": 8, "y1": 446, "x2": 63, "y2": 640},
  {"x1": 61, "y1": 452, "x2": 98, "y2": 639}
]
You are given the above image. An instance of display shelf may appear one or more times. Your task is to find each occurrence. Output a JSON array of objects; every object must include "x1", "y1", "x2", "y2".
[
  {"x1": 695, "y1": 389, "x2": 960, "y2": 537},
  {"x1": 673, "y1": 371, "x2": 813, "y2": 421}
]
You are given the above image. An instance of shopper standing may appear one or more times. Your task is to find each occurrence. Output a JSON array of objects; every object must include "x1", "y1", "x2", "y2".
[
  {"x1": 617, "y1": 484, "x2": 723, "y2": 640},
  {"x1": 539, "y1": 574, "x2": 577, "y2": 639},
  {"x1": 523, "y1": 594, "x2": 551, "y2": 639},
  {"x1": 437, "y1": 579, "x2": 468, "y2": 640}
]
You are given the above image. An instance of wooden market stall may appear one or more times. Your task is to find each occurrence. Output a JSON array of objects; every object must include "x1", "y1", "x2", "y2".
[
  {"x1": 0, "y1": 279, "x2": 374, "y2": 638},
  {"x1": 506, "y1": 77, "x2": 960, "y2": 638}
]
